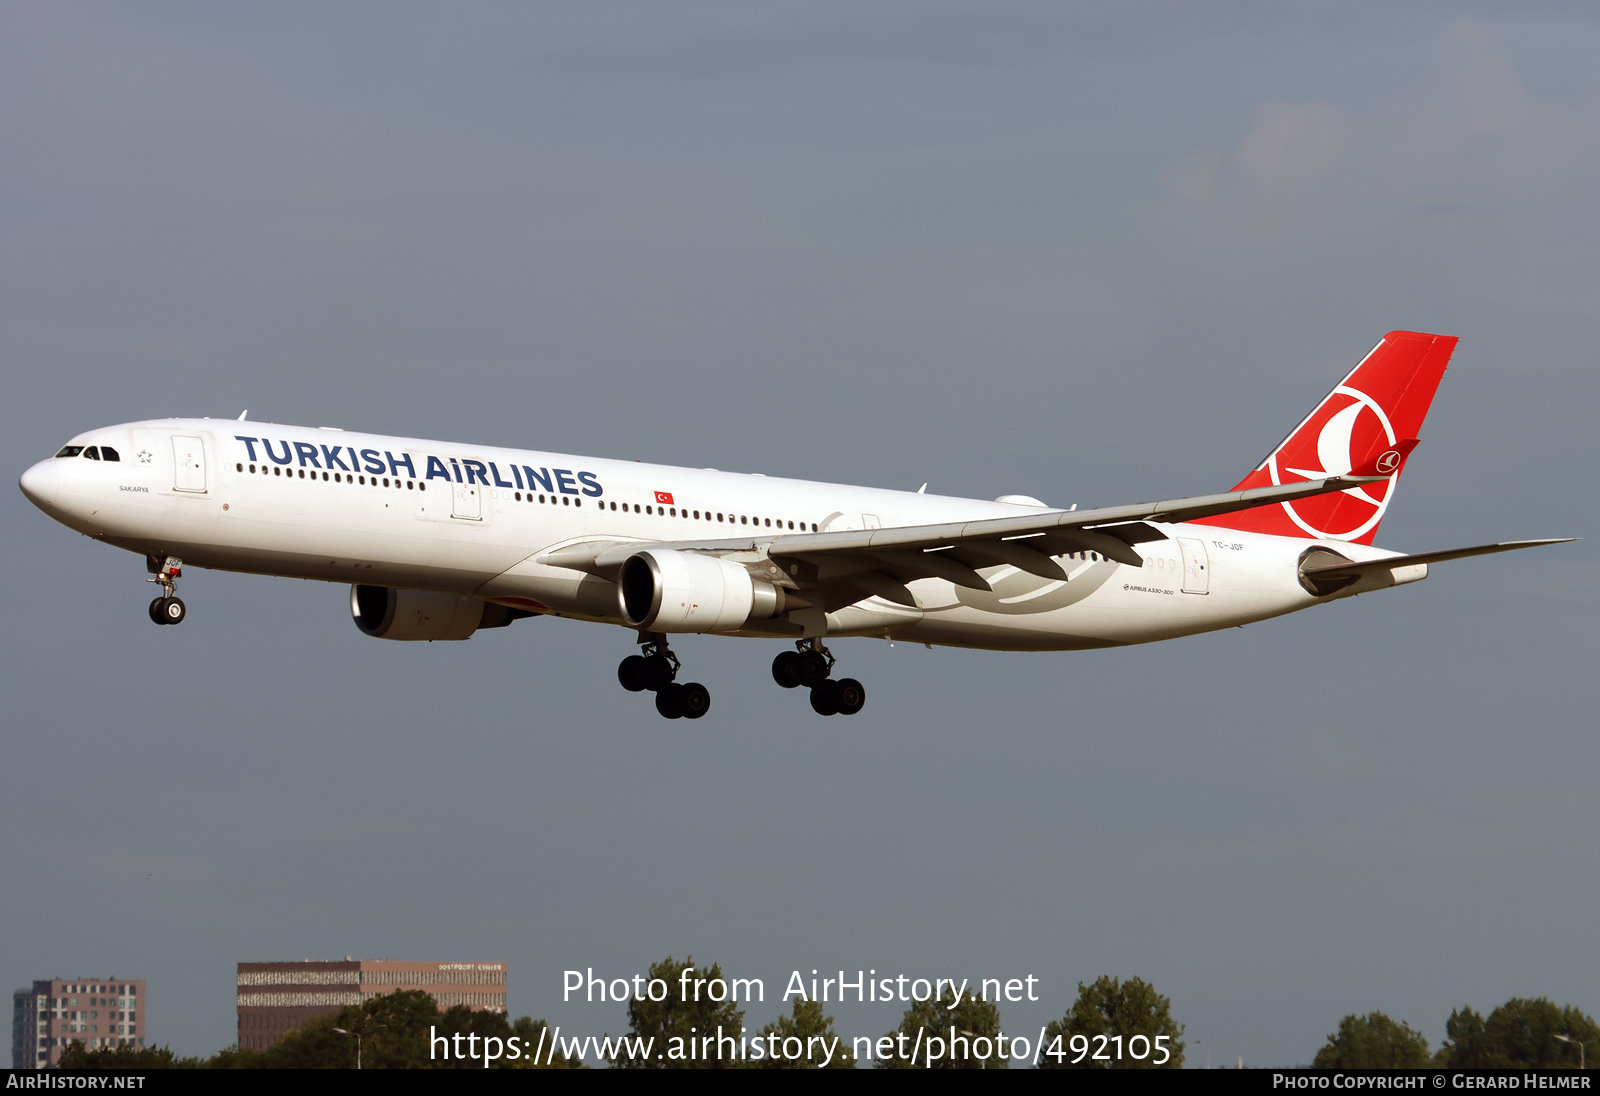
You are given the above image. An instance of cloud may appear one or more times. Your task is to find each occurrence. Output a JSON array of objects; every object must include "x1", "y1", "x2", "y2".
[{"x1": 1160, "y1": 21, "x2": 1593, "y2": 256}]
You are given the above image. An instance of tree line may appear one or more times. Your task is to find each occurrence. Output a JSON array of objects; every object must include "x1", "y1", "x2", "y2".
[{"x1": 1313, "y1": 1001, "x2": 1600, "y2": 1069}]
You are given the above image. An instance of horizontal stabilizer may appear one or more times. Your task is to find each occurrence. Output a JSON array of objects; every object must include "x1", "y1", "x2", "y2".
[{"x1": 1300, "y1": 538, "x2": 1576, "y2": 579}]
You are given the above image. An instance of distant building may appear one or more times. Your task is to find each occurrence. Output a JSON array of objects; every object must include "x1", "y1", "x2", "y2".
[
  {"x1": 236, "y1": 959, "x2": 506, "y2": 1051},
  {"x1": 11, "y1": 978, "x2": 146, "y2": 1069}
]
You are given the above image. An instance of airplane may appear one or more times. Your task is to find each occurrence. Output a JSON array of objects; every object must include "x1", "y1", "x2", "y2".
[{"x1": 18, "y1": 330, "x2": 1570, "y2": 720}]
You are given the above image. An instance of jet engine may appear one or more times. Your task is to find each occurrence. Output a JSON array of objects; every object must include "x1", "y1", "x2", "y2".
[
  {"x1": 618, "y1": 549, "x2": 789, "y2": 633},
  {"x1": 351, "y1": 584, "x2": 534, "y2": 641}
]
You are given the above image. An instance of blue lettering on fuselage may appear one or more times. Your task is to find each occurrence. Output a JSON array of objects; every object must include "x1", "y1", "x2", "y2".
[{"x1": 232, "y1": 435, "x2": 605, "y2": 496}]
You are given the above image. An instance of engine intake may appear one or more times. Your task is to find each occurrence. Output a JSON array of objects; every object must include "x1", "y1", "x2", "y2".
[
  {"x1": 618, "y1": 550, "x2": 787, "y2": 633},
  {"x1": 351, "y1": 585, "x2": 534, "y2": 641}
]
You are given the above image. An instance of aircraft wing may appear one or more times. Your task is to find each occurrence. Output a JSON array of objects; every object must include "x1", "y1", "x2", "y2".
[{"x1": 539, "y1": 475, "x2": 1388, "y2": 598}]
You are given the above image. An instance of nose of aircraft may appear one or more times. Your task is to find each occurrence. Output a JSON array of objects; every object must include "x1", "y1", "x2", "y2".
[{"x1": 19, "y1": 459, "x2": 59, "y2": 509}]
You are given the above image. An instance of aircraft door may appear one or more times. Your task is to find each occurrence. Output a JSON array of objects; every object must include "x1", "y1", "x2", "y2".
[
  {"x1": 172, "y1": 435, "x2": 207, "y2": 493},
  {"x1": 451, "y1": 482, "x2": 481, "y2": 520},
  {"x1": 1177, "y1": 537, "x2": 1209, "y2": 594}
]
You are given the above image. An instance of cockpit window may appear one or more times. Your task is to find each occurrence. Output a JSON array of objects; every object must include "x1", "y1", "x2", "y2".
[
  {"x1": 83, "y1": 446, "x2": 100, "y2": 460},
  {"x1": 100, "y1": 446, "x2": 120, "y2": 462},
  {"x1": 54, "y1": 446, "x2": 84, "y2": 458}
]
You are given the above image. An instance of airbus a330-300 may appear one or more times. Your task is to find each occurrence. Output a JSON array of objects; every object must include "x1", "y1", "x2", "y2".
[{"x1": 19, "y1": 331, "x2": 1570, "y2": 719}]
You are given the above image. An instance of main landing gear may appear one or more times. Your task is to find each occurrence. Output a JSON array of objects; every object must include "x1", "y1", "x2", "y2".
[
  {"x1": 618, "y1": 634, "x2": 710, "y2": 720},
  {"x1": 146, "y1": 556, "x2": 186, "y2": 626},
  {"x1": 772, "y1": 639, "x2": 865, "y2": 717}
]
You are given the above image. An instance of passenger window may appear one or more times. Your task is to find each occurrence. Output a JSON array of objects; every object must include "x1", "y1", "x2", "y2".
[
  {"x1": 84, "y1": 447, "x2": 100, "y2": 460},
  {"x1": 101, "y1": 447, "x2": 119, "y2": 461},
  {"x1": 236, "y1": 463, "x2": 243, "y2": 473},
  {"x1": 646, "y1": 505, "x2": 653, "y2": 515},
  {"x1": 563, "y1": 496, "x2": 570, "y2": 506},
  {"x1": 740, "y1": 516, "x2": 747, "y2": 524}
]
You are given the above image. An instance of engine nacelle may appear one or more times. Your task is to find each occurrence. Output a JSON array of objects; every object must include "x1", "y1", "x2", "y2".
[
  {"x1": 351, "y1": 585, "x2": 533, "y2": 641},
  {"x1": 618, "y1": 550, "x2": 786, "y2": 633}
]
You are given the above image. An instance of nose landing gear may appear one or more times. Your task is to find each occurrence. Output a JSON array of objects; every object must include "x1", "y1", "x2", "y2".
[
  {"x1": 146, "y1": 556, "x2": 186, "y2": 625},
  {"x1": 618, "y1": 633, "x2": 710, "y2": 720},
  {"x1": 772, "y1": 639, "x2": 865, "y2": 717}
]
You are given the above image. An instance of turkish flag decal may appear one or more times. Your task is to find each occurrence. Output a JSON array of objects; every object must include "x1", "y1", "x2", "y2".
[{"x1": 654, "y1": 491, "x2": 674, "y2": 505}]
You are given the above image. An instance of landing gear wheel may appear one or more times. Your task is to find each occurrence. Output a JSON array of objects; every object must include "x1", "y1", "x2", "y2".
[
  {"x1": 771, "y1": 651, "x2": 802, "y2": 689},
  {"x1": 809, "y1": 680, "x2": 842, "y2": 717},
  {"x1": 617, "y1": 655, "x2": 649, "y2": 692},
  {"x1": 655, "y1": 684, "x2": 687, "y2": 719},
  {"x1": 641, "y1": 654, "x2": 676, "y2": 692},
  {"x1": 834, "y1": 678, "x2": 866, "y2": 716},
  {"x1": 679, "y1": 682, "x2": 711, "y2": 720},
  {"x1": 796, "y1": 651, "x2": 831, "y2": 688},
  {"x1": 154, "y1": 597, "x2": 186, "y2": 625},
  {"x1": 148, "y1": 598, "x2": 169, "y2": 625}
]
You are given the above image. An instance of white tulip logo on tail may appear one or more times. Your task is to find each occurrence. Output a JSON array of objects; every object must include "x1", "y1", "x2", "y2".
[{"x1": 1269, "y1": 385, "x2": 1398, "y2": 541}]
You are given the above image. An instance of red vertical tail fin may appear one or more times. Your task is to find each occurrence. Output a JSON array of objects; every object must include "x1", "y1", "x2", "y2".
[{"x1": 1194, "y1": 331, "x2": 1456, "y2": 544}]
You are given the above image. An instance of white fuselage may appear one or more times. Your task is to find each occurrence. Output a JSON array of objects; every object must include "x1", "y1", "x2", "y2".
[{"x1": 20, "y1": 419, "x2": 1417, "y2": 651}]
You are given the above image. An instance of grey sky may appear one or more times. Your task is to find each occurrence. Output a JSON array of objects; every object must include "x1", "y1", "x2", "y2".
[{"x1": 4, "y1": 2, "x2": 1596, "y2": 1066}]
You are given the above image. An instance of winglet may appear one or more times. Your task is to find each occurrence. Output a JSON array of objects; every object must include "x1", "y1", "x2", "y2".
[{"x1": 1349, "y1": 438, "x2": 1419, "y2": 478}]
